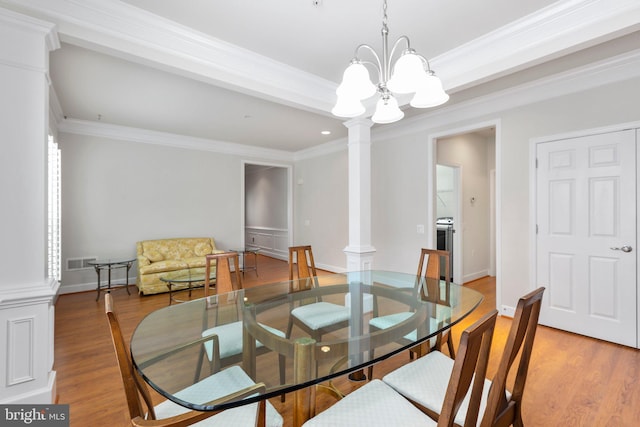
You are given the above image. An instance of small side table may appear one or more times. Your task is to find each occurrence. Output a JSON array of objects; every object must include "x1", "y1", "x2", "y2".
[
  {"x1": 231, "y1": 248, "x2": 260, "y2": 276},
  {"x1": 88, "y1": 258, "x2": 135, "y2": 301}
]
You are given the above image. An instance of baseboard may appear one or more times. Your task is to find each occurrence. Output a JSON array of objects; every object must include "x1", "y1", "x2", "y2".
[
  {"x1": 57, "y1": 278, "x2": 136, "y2": 295},
  {"x1": 0, "y1": 371, "x2": 56, "y2": 404},
  {"x1": 462, "y1": 269, "x2": 489, "y2": 284},
  {"x1": 500, "y1": 304, "x2": 516, "y2": 318}
]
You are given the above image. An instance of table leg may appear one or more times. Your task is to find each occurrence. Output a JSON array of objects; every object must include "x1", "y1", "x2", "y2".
[
  {"x1": 293, "y1": 337, "x2": 316, "y2": 427},
  {"x1": 94, "y1": 266, "x2": 101, "y2": 301},
  {"x1": 125, "y1": 262, "x2": 132, "y2": 295}
]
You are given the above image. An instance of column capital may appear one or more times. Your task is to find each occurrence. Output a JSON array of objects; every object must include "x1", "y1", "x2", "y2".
[{"x1": 343, "y1": 117, "x2": 374, "y2": 130}]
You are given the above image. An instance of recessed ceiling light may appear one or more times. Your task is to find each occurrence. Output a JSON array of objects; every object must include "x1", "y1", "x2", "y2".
[{"x1": 321, "y1": 130, "x2": 331, "y2": 135}]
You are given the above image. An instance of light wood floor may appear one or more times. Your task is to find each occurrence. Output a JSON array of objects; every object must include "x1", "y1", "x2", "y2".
[{"x1": 54, "y1": 255, "x2": 640, "y2": 426}]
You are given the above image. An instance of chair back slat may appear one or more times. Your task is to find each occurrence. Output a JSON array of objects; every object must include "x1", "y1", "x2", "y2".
[
  {"x1": 480, "y1": 287, "x2": 545, "y2": 427},
  {"x1": 289, "y1": 245, "x2": 317, "y2": 281},
  {"x1": 438, "y1": 310, "x2": 498, "y2": 427},
  {"x1": 205, "y1": 252, "x2": 243, "y2": 296}
]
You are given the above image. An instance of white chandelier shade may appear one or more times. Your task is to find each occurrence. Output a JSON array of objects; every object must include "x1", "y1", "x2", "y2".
[
  {"x1": 332, "y1": 0, "x2": 448, "y2": 124},
  {"x1": 371, "y1": 94, "x2": 404, "y2": 124}
]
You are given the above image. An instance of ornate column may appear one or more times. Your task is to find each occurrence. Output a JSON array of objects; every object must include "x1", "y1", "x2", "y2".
[
  {"x1": 0, "y1": 8, "x2": 60, "y2": 404},
  {"x1": 343, "y1": 118, "x2": 376, "y2": 270}
]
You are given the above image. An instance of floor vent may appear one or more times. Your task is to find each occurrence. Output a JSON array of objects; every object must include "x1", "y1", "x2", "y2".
[{"x1": 66, "y1": 257, "x2": 96, "y2": 271}]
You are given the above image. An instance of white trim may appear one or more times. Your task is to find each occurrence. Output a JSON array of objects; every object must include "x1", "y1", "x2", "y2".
[
  {"x1": 58, "y1": 118, "x2": 295, "y2": 162},
  {"x1": 8, "y1": 0, "x2": 640, "y2": 114},
  {"x1": 427, "y1": 118, "x2": 502, "y2": 310},
  {"x1": 434, "y1": 0, "x2": 640, "y2": 91},
  {"x1": 4, "y1": 0, "x2": 335, "y2": 113},
  {"x1": 374, "y1": 48, "x2": 640, "y2": 145},
  {"x1": 240, "y1": 160, "x2": 294, "y2": 254}
]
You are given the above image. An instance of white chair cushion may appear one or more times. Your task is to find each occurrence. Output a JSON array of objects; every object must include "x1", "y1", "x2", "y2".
[
  {"x1": 202, "y1": 321, "x2": 285, "y2": 360},
  {"x1": 383, "y1": 350, "x2": 511, "y2": 427},
  {"x1": 291, "y1": 302, "x2": 350, "y2": 330},
  {"x1": 369, "y1": 313, "x2": 447, "y2": 346},
  {"x1": 302, "y1": 379, "x2": 434, "y2": 427},
  {"x1": 154, "y1": 365, "x2": 283, "y2": 427}
]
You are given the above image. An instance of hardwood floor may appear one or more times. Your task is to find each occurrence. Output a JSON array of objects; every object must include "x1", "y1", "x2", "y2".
[{"x1": 54, "y1": 255, "x2": 640, "y2": 426}]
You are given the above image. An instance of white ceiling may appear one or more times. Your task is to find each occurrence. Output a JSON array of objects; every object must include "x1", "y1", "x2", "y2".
[{"x1": 3, "y1": 0, "x2": 640, "y2": 152}]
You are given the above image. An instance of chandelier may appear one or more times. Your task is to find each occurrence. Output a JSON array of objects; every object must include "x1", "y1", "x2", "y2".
[{"x1": 332, "y1": 0, "x2": 449, "y2": 124}]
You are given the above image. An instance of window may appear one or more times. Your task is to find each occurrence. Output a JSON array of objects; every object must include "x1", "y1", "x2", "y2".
[{"x1": 48, "y1": 135, "x2": 61, "y2": 281}]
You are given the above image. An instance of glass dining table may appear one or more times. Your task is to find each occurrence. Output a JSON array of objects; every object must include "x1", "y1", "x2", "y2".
[{"x1": 130, "y1": 270, "x2": 483, "y2": 426}]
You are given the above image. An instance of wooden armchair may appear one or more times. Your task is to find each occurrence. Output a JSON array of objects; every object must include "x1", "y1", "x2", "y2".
[
  {"x1": 368, "y1": 248, "x2": 455, "y2": 379},
  {"x1": 285, "y1": 245, "x2": 350, "y2": 342},
  {"x1": 383, "y1": 287, "x2": 545, "y2": 427},
  {"x1": 302, "y1": 310, "x2": 499, "y2": 427},
  {"x1": 105, "y1": 293, "x2": 283, "y2": 427},
  {"x1": 197, "y1": 252, "x2": 286, "y2": 400}
]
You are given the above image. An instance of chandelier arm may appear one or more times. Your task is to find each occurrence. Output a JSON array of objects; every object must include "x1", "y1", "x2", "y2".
[
  {"x1": 354, "y1": 43, "x2": 384, "y2": 84},
  {"x1": 415, "y1": 53, "x2": 434, "y2": 73}
]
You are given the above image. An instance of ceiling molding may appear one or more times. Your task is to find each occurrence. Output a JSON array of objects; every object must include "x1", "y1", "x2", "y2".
[
  {"x1": 4, "y1": 0, "x2": 639, "y2": 117},
  {"x1": 55, "y1": 47, "x2": 640, "y2": 161},
  {"x1": 1, "y1": 0, "x2": 337, "y2": 114},
  {"x1": 375, "y1": 47, "x2": 640, "y2": 143},
  {"x1": 57, "y1": 118, "x2": 295, "y2": 162},
  {"x1": 433, "y1": 0, "x2": 640, "y2": 92}
]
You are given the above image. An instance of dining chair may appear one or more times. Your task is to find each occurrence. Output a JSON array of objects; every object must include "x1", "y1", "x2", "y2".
[
  {"x1": 383, "y1": 287, "x2": 545, "y2": 427},
  {"x1": 198, "y1": 252, "x2": 286, "y2": 398},
  {"x1": 302, "y1": 310, "x2": 499, "y2": 427},
  {"x1": 368, "y1": 248, "x2": 455, "y2": 379},
  {"x1": 105, "y1": 292, "x2": 283, "y2": 427},
  {"x1": 204, "y1": 251, "x2": 243, "y2": 296},
  {"x1": 286, "y1": 245, "x2": 351, "y2": 342}
]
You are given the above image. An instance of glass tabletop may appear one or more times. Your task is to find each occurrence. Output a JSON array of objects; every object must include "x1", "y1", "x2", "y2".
[
  {"x1": 130, "y1": 270, "x2": 482, "y2": 415},
  {"x1": 87, "y1": 257, "x2": 135, "y2": 266},
  {"x1": 160, "y1": 270, "x2": 216, "y2": 283}
]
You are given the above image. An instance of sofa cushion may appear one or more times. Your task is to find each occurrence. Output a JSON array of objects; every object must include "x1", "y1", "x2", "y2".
[
  {"x1": 194, "y1": 242, "x2": 213, "y2": 256},
  {"x1": 139, "y1": 260, "x2": 189, "y2": 275},
  {"x1": 145, "y1": 250, "x2": 165, "y2": 262}
]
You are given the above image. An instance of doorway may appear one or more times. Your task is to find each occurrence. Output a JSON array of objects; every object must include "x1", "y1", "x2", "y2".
[
  {"x1": 435, "y1": 128, "x2": 496, "y2": 285},
  {"x1": 241, "y1": 161, "x2": 293, "y2": 261}
]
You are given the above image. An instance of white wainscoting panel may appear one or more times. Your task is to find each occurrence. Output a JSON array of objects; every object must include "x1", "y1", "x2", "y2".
[{"x1": 245, "y1": 227, "x2": 289, "y2": 260}]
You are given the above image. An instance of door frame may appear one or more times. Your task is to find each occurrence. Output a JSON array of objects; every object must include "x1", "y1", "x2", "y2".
[
  {"x1": 436, "y1": 163, "x2": 463, "y2": 284},
  {"x1": 529, "y1": 120, "x2": 640, "y2": 347},
  {"x1": 241, "y1": 160, "x2": 294, "y2": 258},
  {"x1": 427, "y1": 118, "x2": 501, "y2": 309}
]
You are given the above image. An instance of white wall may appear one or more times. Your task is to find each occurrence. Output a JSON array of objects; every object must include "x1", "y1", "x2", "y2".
[
  {"x1": 58, "y1": 132, "x2": 265, "y2": 292},
  {"x1": 294, "y1": 149, "x2": 349, "y2": 272}
]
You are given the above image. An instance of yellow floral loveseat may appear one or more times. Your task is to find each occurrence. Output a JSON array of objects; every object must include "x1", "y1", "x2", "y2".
[{"x1": 136, "y1": 237, "x2": 223, "y2": 295}]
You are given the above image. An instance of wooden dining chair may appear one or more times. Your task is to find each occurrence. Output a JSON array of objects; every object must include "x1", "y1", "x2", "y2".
[
  {"x1": 286, "y1": 245, "x2": 350, "y2": 342},
  {"x1": 383, "y1": 287, "x2": 545, "y2": 427},
  {"x1": 105, "y1": 292, "x2": 283, "y2": 427},
  {"x1": 198, "y1": 252, "x2": 286, "y2": 400},
  {"x1": 368, "y1": 248, "x2": 454, "y2": 379},
  {"x1": 204, "y1": 251, "x2": 243, "y2": 297},
  {"x1": 301, "y1": 310, "x2": 498, "y2": 427}
]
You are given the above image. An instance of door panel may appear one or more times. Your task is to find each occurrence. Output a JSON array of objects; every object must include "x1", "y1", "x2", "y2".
[{"x1": 537, "y1": 130, "x2": 637, "y2": 347}]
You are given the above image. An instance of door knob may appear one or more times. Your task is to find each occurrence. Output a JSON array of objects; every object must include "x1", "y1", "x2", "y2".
[{"x1": 610, "y1": 245, "x2": 633, "y2": 252}]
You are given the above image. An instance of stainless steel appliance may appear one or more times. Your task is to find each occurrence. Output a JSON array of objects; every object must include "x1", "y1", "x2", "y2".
[{"x1": 436, "y1": 217, "x2": 454, "y2": 281}]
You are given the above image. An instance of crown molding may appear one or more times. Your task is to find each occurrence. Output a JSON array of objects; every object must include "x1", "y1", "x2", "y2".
[
  {"x1": 434, "y1": 0, "x2": 640, "y2": 92},
  {"x1": 0, "y1": 0, "x2": 336, "y2": 114},
  {"x1": 4, "y1": 0, "x2": 639, "y2": 117},
  {"x1": 374, "y1": 47, "x2": 640, "y2": 143},
  {"x1": 58, "y1": 118, "x2": 295, "y2": 162}
]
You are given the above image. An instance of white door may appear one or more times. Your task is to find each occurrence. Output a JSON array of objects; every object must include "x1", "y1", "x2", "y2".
[{"x1": 536, "y1": 129, "x2": 637, "y2": 347}]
